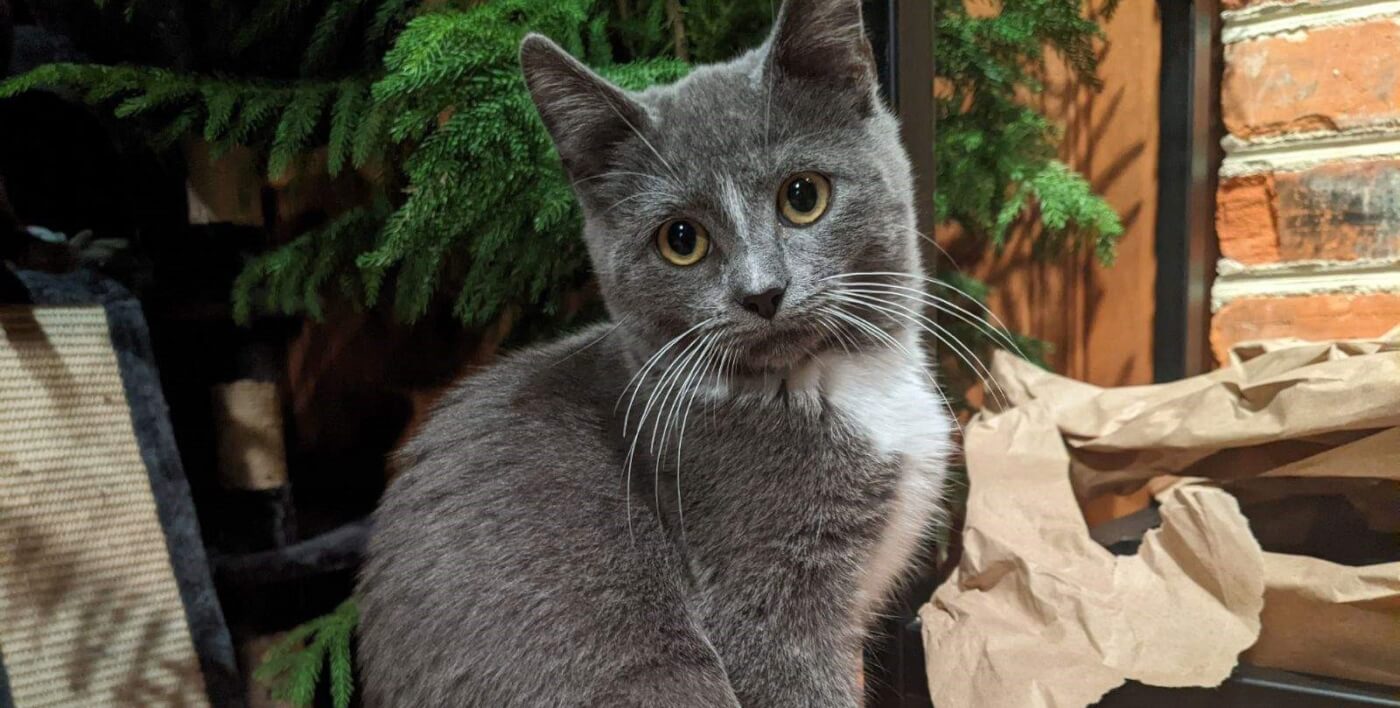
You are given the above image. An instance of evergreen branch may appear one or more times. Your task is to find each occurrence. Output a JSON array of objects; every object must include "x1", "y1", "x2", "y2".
[
  {"x1": 350, "y1": 3, "x2": 685, "y2": 325},
  {"x1": 327, "y1": 82, "x2": 370, "y2": 175},
  {"x1": 25, "y1": 0, "x2": 1123, "y2": 380},
  {"x1": 1026, "y1": 160, "x2": 1123, "y2": 264},
  {"x1": 268, "y1": 84, "x2": 334, "y2": 178},
  {"x1": 234, "y1": 205, "x2": 385, "y2": 324},
  {"x1": 351, "y1": 101, "x2": 390, "y2": 169},
  {"x1": 112, "y1": 77, "x2": 198, "y2": 118},
  {"x1": 1, "y1": 63, "x2": 374, "y2": 173},
  {"x1": 229, "y1": 91, "x2": 286, "y2": 147},
  {"x1": 367, "y1": 0, "x2": 418, "y2": 61},
  {"x1": 249, "y1": 598, "x2": 360, "y2": 708},
  {"x1": 202, "y1": 86, "x2": 241, "y2": 142}
]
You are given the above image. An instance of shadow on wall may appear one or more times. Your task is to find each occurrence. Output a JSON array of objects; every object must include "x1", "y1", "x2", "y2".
[{"x1": 937, "y1": 1, "x2": 1160, "y2": 389}]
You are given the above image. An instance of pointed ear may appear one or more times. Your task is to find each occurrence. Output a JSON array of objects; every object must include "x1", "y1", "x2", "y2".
[
  {"x1": 520, "y1": 34, "x2": 650, "y2": 183},
  {"x1": 766, "y1": 0, "x2": 879, "y2": 115}
]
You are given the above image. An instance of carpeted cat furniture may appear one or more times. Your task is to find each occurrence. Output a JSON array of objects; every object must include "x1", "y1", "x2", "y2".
[{"x1": 0, "y1": 269, "x2": 241, "y2": 707}]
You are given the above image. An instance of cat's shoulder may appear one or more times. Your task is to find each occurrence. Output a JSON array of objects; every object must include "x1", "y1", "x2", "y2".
[
  {"x1": 437, "y1": 321, "x2": 625, "y2": 412},
  {"x1": 394, "y1": 322, "x2": 626, "y2": 470}
]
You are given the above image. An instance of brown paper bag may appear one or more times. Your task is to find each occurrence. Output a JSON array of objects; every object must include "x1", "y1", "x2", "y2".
[{"x1": 922, "y1": 332, "x2": 1400, "y2": 707}]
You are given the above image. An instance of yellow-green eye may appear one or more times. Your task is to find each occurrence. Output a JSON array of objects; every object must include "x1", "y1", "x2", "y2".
[
  {"x1": 778, "y1": 172, "x2": 831, "y2": 226},
  {"x1": 656, "y1": 219, "x2": 710, "y2": 266}
]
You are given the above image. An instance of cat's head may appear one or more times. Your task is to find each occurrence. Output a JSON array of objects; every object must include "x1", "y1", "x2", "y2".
[{"x1": 521, "y1": 0, "x2": 919, "y2": 374}]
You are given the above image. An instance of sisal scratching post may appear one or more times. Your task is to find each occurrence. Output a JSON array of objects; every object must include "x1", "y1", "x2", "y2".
[{"x1": 0, "y1": 306, "x2": 210, "y2": 707}]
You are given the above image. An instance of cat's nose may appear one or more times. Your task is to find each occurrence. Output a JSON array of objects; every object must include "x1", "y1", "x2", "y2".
[{"x1": 739, "y1": 287, "x2": 785, "y2": 320}]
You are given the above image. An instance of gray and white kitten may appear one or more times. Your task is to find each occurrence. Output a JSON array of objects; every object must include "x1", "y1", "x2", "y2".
[{"x1": 357, "y1": 0, "x2": 953, "y2": 704}]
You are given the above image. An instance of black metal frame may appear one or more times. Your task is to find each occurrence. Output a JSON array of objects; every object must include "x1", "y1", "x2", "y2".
[{"x1": 1153, "y1": 0, "x2": 1222, "y2": 381}]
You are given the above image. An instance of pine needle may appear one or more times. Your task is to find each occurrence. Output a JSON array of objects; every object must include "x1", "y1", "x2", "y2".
[{"x1": 254, "y1": 599, "x2": 361, "y2": 708}]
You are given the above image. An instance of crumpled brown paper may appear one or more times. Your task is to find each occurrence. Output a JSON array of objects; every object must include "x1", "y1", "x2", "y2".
[{"x1": 921, "y1": 332, "x2": 1400, "y2": 707}]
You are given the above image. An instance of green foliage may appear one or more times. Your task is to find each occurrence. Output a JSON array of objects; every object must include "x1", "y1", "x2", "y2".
[
  {"x1": 680, "y1": 0, "x2": 775, "y2": 63},
  {"x1": 933, "y1": 269, "x2": 1049, "y2": 412},
  {"x1": 611, "y1": 0, "x2": 774, "y2": 63},
  {"x1": 233, "y1": 204, "x2": 387, "y2": 322},
  {"x1": 254, "y1": 599, "x2": 359, "y2": 708},
  {"x1": 0, "y1": 64, "x2": 385, "y2": 168},
  {"x1": 935, "y1": 0, "x2": 1123, "y2": 264},
  {"x1": 4, "y1": 0, "x2": 1123, "y2": 359}
]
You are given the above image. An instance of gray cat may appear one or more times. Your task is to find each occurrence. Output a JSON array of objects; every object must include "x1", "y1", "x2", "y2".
[{"x1": 356, "y1": 0, "x2": 954, "y2": 704}]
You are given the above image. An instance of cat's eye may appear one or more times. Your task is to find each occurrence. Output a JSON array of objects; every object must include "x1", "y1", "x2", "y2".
[
  {"x1": 656, "y1": 219, "x2": 710, "y2": 266},
  {"x1": 778, "y1": 172, "x2": 831, "y2": 226}
]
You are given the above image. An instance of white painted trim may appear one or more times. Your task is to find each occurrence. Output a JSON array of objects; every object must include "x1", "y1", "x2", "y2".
[
  {"x1": 1220, "y1": 129, "x2": 1400, "y2": 177},
  {"x1": 1212, "y1": 258, "x2": 1400, "y2": 310},
  {"x1": 1222, "y1": 0, "x2": 1400, "y2": 44}
]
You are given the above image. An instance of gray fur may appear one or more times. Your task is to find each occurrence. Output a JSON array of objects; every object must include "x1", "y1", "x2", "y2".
[{"x1": 356, "y1": 0, "x2": 953, "y2": 704}]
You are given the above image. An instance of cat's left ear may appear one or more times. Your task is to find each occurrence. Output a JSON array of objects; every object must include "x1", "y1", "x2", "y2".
[
  {"x1": 520, "y1": 33, "x2": 651, "y2": 183},
  {"x1": 765, "y1": 0, "x2": 879, "y2": 116}
]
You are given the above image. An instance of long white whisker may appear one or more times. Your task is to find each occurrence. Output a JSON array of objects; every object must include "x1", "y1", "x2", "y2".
[
  {"x1": 649, "y1": 333, "x2": 714, "y2": 457},
  {"x1": 654, "y1": 332, "x2": 718, "y2": 513},
  {"x1": 571, "y1": 170, "x2": 669, "y2": 187},
  {"x1": 602, "y1": 189, "x2": 673, "y2": 216},
  {"x1": 812, "y1": 316, "x2": 845, "y2": 355},
  {"x1": 831, "y1": 291, "x2": 1009, "y2": 411},
  {"x1": 823, "y1": 305, "x2": 965, "y2": 438},
  {"x1": 664, "y1": 335, "x2": 720, "y2": 454},
  {"x1": 710, "y1": 345, "x2": 734, "y2": 432},
  {"x1": 838, "y1": 280, "x2": 1028, "y2": 359},
  {"x1": 892, "y1": 224, "x2": 962, "y2": 271},
  {"x1": 618, "y1": 318, "x2": 712, "y2": 420},
  {"x1": 838, "y1": 286, "x2": 1028, "y2": 386},
  {"x1": 549, "y1": 316, "x2": 630, "y2": 368},
  {"x1": 824, "y1": 271, "x2": 1027, "y2": 358},
  {"x1": 673, "y1": 340, "x2": 725, "y2": 547},
  {"x1": 815, "y1": 312, "x2": 855, "y2": 355},
  {"x1": 622, "y1": 328, "x2": 708, "y2": 544},
  {"x1": 764, "y1": 0, "x2": 776, "y2": 152}
]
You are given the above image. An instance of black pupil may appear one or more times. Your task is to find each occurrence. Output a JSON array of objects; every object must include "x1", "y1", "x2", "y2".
[
  {"x1": 667, "y1": 221, "x2": 698, "y2": 256},
  {"x1": 786, "y1": 177, "x2": 819, "y2": 213}
]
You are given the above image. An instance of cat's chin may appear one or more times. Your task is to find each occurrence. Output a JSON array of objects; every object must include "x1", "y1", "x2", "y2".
[{"x1": 730, "y1": 333, "x2": 842, "y2": 377}]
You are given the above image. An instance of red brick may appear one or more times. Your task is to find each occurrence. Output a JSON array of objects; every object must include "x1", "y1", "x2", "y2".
[
  {"x1": 1274, "y1": 160, "x2": 1400, "y2": 260},
  {"x1": 1217, "y1": 175, "x2": 1281, "y2": 263},
  {"x1": 1211, "y1": 293, "x2": 1400, "y2": 362},
  {"x1": 1217, "y1": 161, "x2": 1400, "y2": 263},
  {"x1": 1222, "y1": 21, "x2": 1400, "y2": 138}
]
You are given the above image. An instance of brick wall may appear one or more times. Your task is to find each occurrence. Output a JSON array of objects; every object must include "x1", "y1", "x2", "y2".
[{"x1": 1212, "y1": 0, "x2": 1400, "y2": 362}]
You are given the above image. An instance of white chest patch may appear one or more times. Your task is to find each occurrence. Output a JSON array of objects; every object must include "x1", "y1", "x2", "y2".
[{"x1": 792, "y1": 340, "x2": 953, "y2": 617}]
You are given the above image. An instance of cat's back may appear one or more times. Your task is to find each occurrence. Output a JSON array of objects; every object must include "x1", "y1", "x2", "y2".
[
  {"x1": 374, "y1": 322, "x2": 625, "y2": 518},
  {"x1": 367, "y1": 319, "x2": 631, "y2": 541}
]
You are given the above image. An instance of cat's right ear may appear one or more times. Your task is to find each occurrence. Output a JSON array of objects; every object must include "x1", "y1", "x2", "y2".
[{"x1": 520, "y1": 34, "x2": 649, "y2": 183}]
